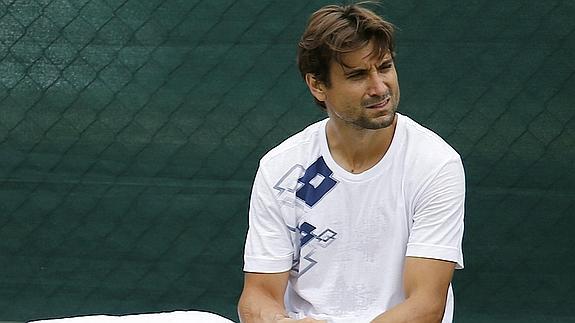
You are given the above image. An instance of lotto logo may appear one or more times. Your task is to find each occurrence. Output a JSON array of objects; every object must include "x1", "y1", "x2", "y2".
[
  {"x1": 291, "y1": 221, "x2": 338, "y2": 276},
  {"x1": 296, "y1": 157, "x2": 337, "y2": 207},
  {"x1": 273, "y1": 157, "x2": 338, "y2": 208}
]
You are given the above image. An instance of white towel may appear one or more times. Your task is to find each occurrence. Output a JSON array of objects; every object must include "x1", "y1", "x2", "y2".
[{"x1": 30, "y1": 310, "x2": 235, "y2": 323}]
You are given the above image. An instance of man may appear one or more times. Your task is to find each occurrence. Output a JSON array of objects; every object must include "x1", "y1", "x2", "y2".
[{"x1": 238, "y1": 3, "x2": 465, "y2": 323}]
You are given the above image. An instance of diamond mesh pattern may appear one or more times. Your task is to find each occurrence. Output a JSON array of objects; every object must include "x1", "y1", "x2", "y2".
[{"x1": 0, "y1": 0, "x2": 574, "y2": 322}]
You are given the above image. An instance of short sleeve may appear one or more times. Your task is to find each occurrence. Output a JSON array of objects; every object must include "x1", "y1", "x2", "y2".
[
  {"x1": 243, "y1": 165, "x2": 295, "y2": 273},
  {"x1": 406, "y1": 157, "x2": 465, "y2": 269}
]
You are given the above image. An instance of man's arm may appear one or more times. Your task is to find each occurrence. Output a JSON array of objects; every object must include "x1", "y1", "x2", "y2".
[
  {"x1": 238, "y1": 271, "x2": 290, "y2": 322},
  {"x1": 370, "y1": 257, "x2": 456, "y2": 323},
  {"x1": 238, "y1": 272, "x2": 327, "y2": 323}
]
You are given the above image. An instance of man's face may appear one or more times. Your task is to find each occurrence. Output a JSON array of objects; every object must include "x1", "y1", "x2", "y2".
[{"x1": 311, "y1": 42, "x2": 400, "y2": 130}]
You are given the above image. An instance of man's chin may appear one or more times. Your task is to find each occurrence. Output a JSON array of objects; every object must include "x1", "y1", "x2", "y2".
[
  {"x1": 367, "y1": 111, "x2": 396, "y2": 129},
  {"x1": 356, "y1": 116, "x2": 395, "y2": 130}
]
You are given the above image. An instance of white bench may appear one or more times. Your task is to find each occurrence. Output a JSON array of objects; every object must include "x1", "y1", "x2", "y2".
[{"x1": 30, "y1": 311, "x2": 235, "y2": 323}]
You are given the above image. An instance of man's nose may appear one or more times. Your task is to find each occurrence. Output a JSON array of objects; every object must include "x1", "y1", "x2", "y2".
[{"x1": 366, "y1": 73, "x2": 388, "y2": 97}]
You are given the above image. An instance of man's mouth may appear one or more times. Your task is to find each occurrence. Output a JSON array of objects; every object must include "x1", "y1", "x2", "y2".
[{"x1": 365, "y1": 96, "x2": 391, "y2": 109}]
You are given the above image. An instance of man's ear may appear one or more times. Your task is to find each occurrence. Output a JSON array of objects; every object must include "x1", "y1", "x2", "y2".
[{"x1": 305, "y1": 73, "x2": 327, "y2": 103}]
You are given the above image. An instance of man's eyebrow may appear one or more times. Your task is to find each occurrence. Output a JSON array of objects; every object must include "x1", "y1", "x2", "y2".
[
  {"x1": 379, "y1": 58, "x2": 394, "y2": 65},
  {"x1": 341, "y1": 65, "x2": 367, "y2": 74},
  {"x1": 376, "y1": 58, "x2": 394, "y2": 67},
  {"x1": 340, "y1": 58, "x2": 394, "y2": 74},
  {"x1": 340, "y1": 61, "x2": 370, "y2": 74}
]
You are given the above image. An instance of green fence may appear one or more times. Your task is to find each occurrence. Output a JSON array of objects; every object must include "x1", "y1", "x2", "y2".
[{"x1": 1, "y1": 0, "x2": 574, "y2": 322}]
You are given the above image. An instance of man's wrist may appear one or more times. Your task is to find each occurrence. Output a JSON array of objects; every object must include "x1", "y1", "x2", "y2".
[{"x1": 273, "y1": 313, "x2": 290, "y2": 321}]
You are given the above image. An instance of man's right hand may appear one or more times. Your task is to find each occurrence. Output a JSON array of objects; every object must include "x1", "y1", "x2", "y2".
[
  {"x1": 239, "y1": 272, "x2": 328, "y2": 323},
  {"x1": 277, "y1": 318, "x2": 327, "y2": 323}
]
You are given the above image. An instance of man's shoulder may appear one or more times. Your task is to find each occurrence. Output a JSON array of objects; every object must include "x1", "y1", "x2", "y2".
[{"x1": 399, "y1": 113, "x2": 461, "y2": 161}]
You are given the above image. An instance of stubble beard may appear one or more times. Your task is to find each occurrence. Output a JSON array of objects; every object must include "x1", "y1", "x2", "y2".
[{"x1": 353, "y1": 95, "x2": 399, "y2": 130}]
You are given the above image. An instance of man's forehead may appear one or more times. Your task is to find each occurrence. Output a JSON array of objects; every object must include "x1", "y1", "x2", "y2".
[{"x1": 337, "y1": 50, "x2": 393, "y2": 70}]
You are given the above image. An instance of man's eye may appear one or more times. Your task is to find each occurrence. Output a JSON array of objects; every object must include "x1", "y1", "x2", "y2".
[
  {"x1": 379, "y1": 64, "x2": 392, "y2": 71},
  {"x1": 347, "y1": 73, "x2": 364, "y2": 79}
]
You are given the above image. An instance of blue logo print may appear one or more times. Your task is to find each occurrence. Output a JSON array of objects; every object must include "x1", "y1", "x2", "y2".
[
  {"x1": 290, "y1": 221, "x2": 338, "y2": 276},
  {"x1": 296, "y1": 157, "x2": 337, "y2": 207}
]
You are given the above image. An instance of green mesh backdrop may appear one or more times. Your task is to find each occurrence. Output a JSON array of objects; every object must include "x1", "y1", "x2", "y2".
[{"x1": 1, "y1": 0, "x2": 574, "y2": 322}]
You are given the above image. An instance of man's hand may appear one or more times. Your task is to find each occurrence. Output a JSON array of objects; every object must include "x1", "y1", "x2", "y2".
[
  {"x1": 239, "y1": 272, "x2": 328, "y2": 323},
  {"x1": 277, "y1": 318, "x2": 327, "y2": 323}
]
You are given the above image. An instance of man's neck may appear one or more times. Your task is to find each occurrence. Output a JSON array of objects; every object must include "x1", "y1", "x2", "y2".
[{"x1": 326, "y1": 116, "x2": 397, "y2": 174}]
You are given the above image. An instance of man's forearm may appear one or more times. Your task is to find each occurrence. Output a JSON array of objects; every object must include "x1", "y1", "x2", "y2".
[
  {"x1": 370, "y1": 295, "x2": 445, "y2": 323},
  {"x1": 238, "y1": 290, "x2": 289, "y2": 323}
]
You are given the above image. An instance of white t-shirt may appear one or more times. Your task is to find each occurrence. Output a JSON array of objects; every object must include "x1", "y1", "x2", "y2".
[{"x1": 243, "y1": 113, "x2": 465, "y2": 323}]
